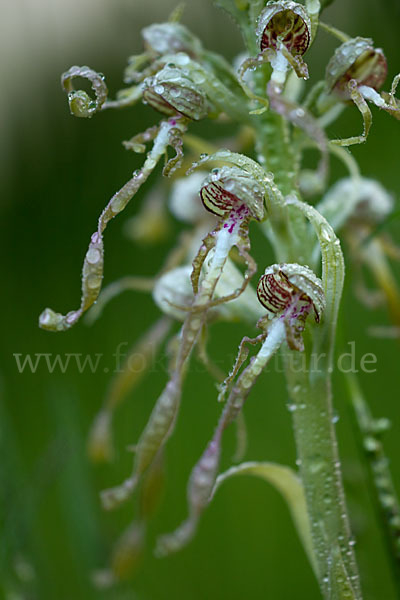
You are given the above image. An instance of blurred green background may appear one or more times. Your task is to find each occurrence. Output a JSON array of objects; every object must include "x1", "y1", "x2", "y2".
[{"x1": 1, "y1": 0, "x2": 400, "y2": 598}]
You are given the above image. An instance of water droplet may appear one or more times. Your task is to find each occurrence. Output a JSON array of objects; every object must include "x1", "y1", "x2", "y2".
[
  {"x1": 192, "y1": 71, "x2": 206, "y2": 84},
  {"x1": 87, "y1": 274, "x2": 102, "y2": 290},
  {"x1": 175, "y1": 53, "x2": 190, "y2": 66},
  {"x1": 86, "y1": 247, "x2": 101, "y2": 264},
  {"x1": 309, "y1": 458, "x2": 325, "y2": 474},
  {"x1": 169, "y1": 87, "x2": 181, "y2": 98},
  {"x1": 364, "y1": 436, "x2": 379, "y2": 452},
  {"x1": 110, "y1": 197, "x2": 125, "y2": 213},
  {"x1": 319, "y1": 224, "x2": 334, "y2": 242}
]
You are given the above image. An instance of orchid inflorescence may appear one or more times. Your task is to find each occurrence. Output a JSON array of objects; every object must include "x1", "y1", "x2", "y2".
[{"x1": 39, "y1": 1, "x2": 400, "y2": 597}]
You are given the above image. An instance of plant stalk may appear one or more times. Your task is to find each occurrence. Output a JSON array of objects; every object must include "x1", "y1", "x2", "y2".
[{"x1": 256, "y1": 90, "x2": 363, "y2": 594}]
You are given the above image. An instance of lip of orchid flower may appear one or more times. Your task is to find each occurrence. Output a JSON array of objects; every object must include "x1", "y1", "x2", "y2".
[
  {"x1": 99, "y1": 160, "x2": 263, "y2": 511},
  {"x1": 156, "y1": 263, "x2": 325, "y2": 556}
]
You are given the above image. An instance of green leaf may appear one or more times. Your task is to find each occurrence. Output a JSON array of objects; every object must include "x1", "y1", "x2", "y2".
[{"x1": 213, "y1": 461, "x2": 319, "y2": 578}]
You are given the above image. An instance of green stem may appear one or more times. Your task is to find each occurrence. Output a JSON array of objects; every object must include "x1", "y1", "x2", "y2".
[
  {"x1": 256, "y1": 102, "x2": 296, "y2": 196},
  {"x1": 282, "y1": 199, "x2": 362, "y2": 599},
  {"x1": 284, "y1": 352, "x2": 361, "y2": 598},
  {"x1": 254, "y1": 72, "x2": 311, "y2": 263}
]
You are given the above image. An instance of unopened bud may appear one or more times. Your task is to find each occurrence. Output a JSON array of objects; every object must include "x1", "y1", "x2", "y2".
[
  {"x1": 143, "y1": 63, "x2": 209, "y2": 121},
  {"x1": 326, "y1": 37, "x2": 387, "y2": 99},
  {"x1": 318, "y1": 177, "x2": 394, "y2": 230},
  {"x1": 142, "y1": 22, "x2": 203, "y2": 58},
  {"x1": 169, "y1": 171, "x2": 211, "y2": 223}
]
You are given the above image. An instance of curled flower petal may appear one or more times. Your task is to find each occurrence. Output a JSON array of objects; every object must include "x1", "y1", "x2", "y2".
[
  {"x1": 61, "y1": 65, "x2": 108, "y2": 118},
  {"x1": 39, "y1": 232, "x2": 104, "y2": 332},
  {"x1": 39, "y1": 119, "x2": 187, "y2": 332}
]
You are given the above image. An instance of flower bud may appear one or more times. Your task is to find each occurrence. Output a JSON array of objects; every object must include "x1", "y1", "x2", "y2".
[
  {"x1": 142, "y1": 22, "x2": 203, "y2": 58},
  {"x1": 326, "y1": 37, "x2": 387, "y2": 99},
  {"x1": 200, "y1": 166, "x2": 265, "y2": 221},
  {"x1": 153, "y1": 266, "x2": 195, "y2": 321},
  {"x1": 142, "y1": 63, "x2": 209, "y2": 121},
  {"x1": 256, "y1": 1, "x2": 312, "y2": 57},
  {"x1": 169, "y1": 171, "x2": 211, "y2": 223},
  {"x1": 318, "y1": 177, "x2": 394, "y2": 230},
  {"x1": 153, "y1": 263, "x2": 263, "y2": 324}
]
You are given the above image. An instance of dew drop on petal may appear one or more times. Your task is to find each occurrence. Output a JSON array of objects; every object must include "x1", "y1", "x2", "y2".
[{"x1": 86, "y1": 248, "x2": 101, "y2": 264}]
